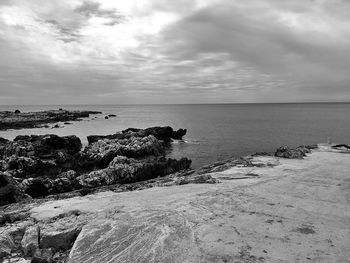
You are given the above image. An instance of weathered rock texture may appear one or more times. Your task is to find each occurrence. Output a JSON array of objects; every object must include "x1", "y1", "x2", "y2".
[
  {"x1": 69, "y1": 211, "x2": 200, "y2": 263},
  {"x1": 21, "y1": 226, "x2": 39, "y2": 257},
  {"x1": 0, "y1": 172, "x2": 29, "y2": 206},
  {"x1": 274, "y1": 145, "x2": 317, "y2": 159},
  {"x1": 1, "y1": 145, "x2": 349, "y2": 262},
  {"x1": 79, "y1": 135, "x2": 165, "y2": 169},
  {"x1": 0, "y1": 110, "x2": 101, "y2": 130},
  {"x1": 78, "y1": 156, "x2": 192, "y2": 187},
  {"x1": 0, "y1": 127, "x2": 191, "y2": 206},
  {"x1": 87, "y1": 126, "x2": 187, "y2": 144},
  {"x1": 0, "y1": 233, "x2": 15, "y2": 259}
]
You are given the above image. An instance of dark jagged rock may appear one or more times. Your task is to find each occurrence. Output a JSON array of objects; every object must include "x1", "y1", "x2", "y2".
[
  {"x1": 305, "y1": 144, "x2": 318, "y2": 150},
  {"x1": 87, "y1": 126, "x2": 187, "y2": 144},
  {"x1": 123, "y1": 126, "x2": 187, "y2": 142},
  {"x1": 332, "y1": 144, "x2": 350, "y2": 149},
  {"x1": 0, "y1": 126, "x2": 191, "y2": 205},
  {"x1": 0, "y1": 110, "x2": 101, "y2": 130},
  {"x1": 21, "y1": 170, "x2": 80, "y2": 198},
  {"x1": 175, "y1": 174, "x2": 217, "y2": 185},
  {"x1": 295, "y1": 146, "x2": 311, "y2": 155},
  {"x1": 0, "y1": 135, "x2": 81, "y2": 180},
  {"x1": 78, "y1": 156, "x2": 191, "y2": 187},
  {"x1": 0, "y1": 172, "x2": 30, "y2": 206},
  {"x1": 0, "y1": 135, "x2": 84, "y2": 201},
  {"x1": 0, "y1": 137, "x2": 8, "y2": 143},
  {"x1": 87, "y1": 133, "x2": 125, "y2": 144},
  {"x1": 21, "y1": 178, "x2": 49, "y2": 198},
  {"x1": 171, "y1": 128, "x2": 187, "y2": 140},
  {"x1": 275, "y1": 146, "x2": 306, "y2": 159},
  {"x1": 1, "y1": 156, "x2": 57, "y2": 179},
  {"x1": 80, "y1": 135, "x2": 165, "y2": 170},
  {"x1": 261, "y1": 145, "x2": 317, "y2": 161},
  {"x1": 13, "y1": 134, "x2": 82, "y2": 156}
]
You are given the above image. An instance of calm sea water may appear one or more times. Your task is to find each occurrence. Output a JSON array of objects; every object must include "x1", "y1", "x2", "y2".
[{"x1": 0, "y1": 103, "x2": 349, "y2": 168}]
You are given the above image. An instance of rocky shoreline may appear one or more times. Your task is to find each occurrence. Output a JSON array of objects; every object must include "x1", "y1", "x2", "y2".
[
  {"x1": 0, "y1": 126, "x2": 193, "y2": 207},
  {"x1": 1, "y1": 122, "x2": 349, "y2": 262},
  {"x1": 0, "y1": 110, "x2": 102, "y2": 130}
]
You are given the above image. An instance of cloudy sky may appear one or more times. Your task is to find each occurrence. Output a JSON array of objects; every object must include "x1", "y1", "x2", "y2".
[{"x1": 0, "y1": 0, "x2": 349, "y2": 104}]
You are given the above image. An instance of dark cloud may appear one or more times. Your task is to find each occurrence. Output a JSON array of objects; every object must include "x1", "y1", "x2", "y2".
[
  {"x1": 159, "y1": 1, "x2": 350, "y2": 95},
  {"x1": 74, "y1": 1, "x2": 100, "y2": 16},
  {"x1": 74, "y1": 1, "x2": 125, "y2": 26},
  {"x1": 45, "y1": 19, "x2": 80, "y2": 43}
]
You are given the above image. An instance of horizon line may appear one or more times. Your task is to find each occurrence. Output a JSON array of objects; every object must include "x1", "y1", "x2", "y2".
[{"x1": 1, "y1": 101, "x2": 350, "y2": 107}]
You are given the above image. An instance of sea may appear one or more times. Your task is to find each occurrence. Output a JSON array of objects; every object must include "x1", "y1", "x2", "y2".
[{"x1": 0, "y1": 103, "x2": 349, "y2": 169}]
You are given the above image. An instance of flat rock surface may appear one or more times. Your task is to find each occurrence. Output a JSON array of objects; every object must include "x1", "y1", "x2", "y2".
[{"x1": 29, "y1": 146, "x2": 350, "y2": 263}]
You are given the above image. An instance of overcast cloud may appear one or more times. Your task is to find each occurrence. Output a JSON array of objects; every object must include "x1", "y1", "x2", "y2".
[{"x1": 0, "y1": 0, "x2": 349, "y2": 104}]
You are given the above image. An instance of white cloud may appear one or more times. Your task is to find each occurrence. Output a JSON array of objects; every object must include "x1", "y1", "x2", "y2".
[
  {"x1": 0, "y1": 0, "x2": 349, "y2": 104},
  {"x1": 0, "y1": 0, "x2": 183, "y2": 64}
]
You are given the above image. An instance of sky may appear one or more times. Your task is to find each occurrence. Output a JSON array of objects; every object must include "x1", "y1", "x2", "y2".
[{"x1": 0, "y1": 0, "x2": 349, "y2": 104}]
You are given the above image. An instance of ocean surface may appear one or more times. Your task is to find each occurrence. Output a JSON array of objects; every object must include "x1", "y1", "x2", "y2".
[{"x1": 1, "y1": 103, "x2": 349, "y2": 169}]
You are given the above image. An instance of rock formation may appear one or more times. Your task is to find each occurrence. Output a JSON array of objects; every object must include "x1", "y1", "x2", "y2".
[
  {"x1": 78, "y1": 156, "x2": 192, "y2": 187},
  {"x1": 0, "y1": 127, "x2": 191, "y2": 206},
  {"x1": 274, "y1": 145, "x2": 317, "y2": 159},
  {"x1": 80, "y1": 135, "x2": 165, "y2": 169},
  {"x1": 332, "y1": 144, "x2": 350, "y2": 150},
  {"x1": 87, "y1": 126, "x2": 187, "y2": 144},
  {"x1": 0, "y1": 172, "x2": 29, "y2": 206},
  {"x1": 0, "y1": 110, "x2": 102, "y2": 130}
]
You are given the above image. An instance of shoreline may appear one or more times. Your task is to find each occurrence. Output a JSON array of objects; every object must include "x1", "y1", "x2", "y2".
[
  {"x1": 0, "y1": 144, "x2": 349, "y2": 262},
  {"x1": 1, "y1": 106, "x2": 349, "y2": 170},
  {"x1": 0, "y1": 125, "x2": 322, "y2": 208},
  {"x1": 1, "y1": 114, "x2": 349, "y2": 262},
  {"x1": 0, "y1": 123, "x2": 345, "y2": 207}
]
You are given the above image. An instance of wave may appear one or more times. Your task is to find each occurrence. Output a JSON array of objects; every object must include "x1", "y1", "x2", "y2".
[{"x1": 172, "y1": 138, "x2": 202, "y2": 145}]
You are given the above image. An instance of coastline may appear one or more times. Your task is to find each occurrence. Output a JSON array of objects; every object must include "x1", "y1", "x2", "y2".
[
  {"x1": 1, "y1": 143, "x2": 349, "y2": 262},
  {"x1": 1, "y1": 105, "x2": 350, "y2": 170},
  {"x1": 0, "y1": 110, "x2": 349, "y2": 262}
]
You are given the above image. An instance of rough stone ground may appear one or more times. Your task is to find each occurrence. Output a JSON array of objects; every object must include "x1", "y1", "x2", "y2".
[{"x1": 26, "y1": 145, "x2": 350, "y2": 263}]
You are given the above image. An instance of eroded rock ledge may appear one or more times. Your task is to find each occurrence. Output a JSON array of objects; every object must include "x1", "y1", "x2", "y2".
[{"x1": 0, "y1": 109, "x2": 102, "y2": 130}]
